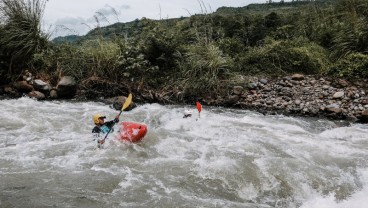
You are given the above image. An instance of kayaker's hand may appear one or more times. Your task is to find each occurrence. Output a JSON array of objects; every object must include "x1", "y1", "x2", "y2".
[
  {"x1": 98, "y1": 139, "x2": 105, "y2": 145},
  {"x1": 114, "y1": 115, "x2": 119, "y2": 123}
]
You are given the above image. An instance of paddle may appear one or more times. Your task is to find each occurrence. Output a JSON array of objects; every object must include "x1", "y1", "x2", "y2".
[
  {"x1": 196, "y1": 101, "x2": 202, "y2": 118},
  {"x1": 98, "y1": 93, "x2": 132, "y2": 146}
]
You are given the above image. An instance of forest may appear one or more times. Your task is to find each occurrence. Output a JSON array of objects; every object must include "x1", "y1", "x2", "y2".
[{"x1": 0, "y1": 0, "x2": 367, "y2": 101}]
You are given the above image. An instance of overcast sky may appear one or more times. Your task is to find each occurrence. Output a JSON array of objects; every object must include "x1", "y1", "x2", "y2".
[{"x1": 43, "y1": 0, "x2": 268, "y2": 38}]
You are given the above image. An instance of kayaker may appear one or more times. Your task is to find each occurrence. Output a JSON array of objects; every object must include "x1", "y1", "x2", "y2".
[{"x1": 92, "y1": 113, "x2": 119, "y2": 145}]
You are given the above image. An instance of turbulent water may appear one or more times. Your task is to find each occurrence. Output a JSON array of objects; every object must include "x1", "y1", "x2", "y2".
[{"x1": 0, "y1": 97, "x2": 367, "y2": 208}]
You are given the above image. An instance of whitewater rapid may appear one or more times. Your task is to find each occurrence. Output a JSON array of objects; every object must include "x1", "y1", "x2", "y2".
[{"x1": 0, "y1": 97, "x2": 367, "y2": 208}]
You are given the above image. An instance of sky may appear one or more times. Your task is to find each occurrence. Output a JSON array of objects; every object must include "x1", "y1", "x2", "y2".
[{"x1": 43, "y1": 0, "x2": 268, "y2": 38}]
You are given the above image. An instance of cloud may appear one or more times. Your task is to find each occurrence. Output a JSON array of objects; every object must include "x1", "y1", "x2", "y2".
[
  {"x1": 55, "y1": 17, "x2": 85, "y2": 25},
  {"x1": 120, "y1": 5, "x2": 130, "y2": 10}
]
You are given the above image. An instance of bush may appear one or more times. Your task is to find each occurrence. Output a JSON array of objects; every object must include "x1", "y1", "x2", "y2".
[
  {"x1": 175, "y1": 42, "x2": 231, "y2": 96},
  {"x1": 328, "y1": 53, "x2": 368, "y2": 79},
  {"x1": 54, "y1": 37, "x2": 160, "y2": 90},
  {"x1": 236, "y1": 37, "x2": 330, "y2": 75},
  {"x1": 0, "y1": 0, "x2": 49, "y2": 74}
]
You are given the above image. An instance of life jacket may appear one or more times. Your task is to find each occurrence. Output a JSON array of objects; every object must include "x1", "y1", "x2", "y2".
[{"x1": 100, "y1": 125, "x2": 110, "y2": 134}]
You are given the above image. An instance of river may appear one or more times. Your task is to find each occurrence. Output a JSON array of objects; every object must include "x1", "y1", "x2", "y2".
[{"x1": 0, "y1": 97, "x2": 367, "y2": 208}]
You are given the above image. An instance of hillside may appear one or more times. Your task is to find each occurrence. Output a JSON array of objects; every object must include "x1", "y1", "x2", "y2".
[{"x1": 52, "y1": 0, "x2": 334, "y2": 44}]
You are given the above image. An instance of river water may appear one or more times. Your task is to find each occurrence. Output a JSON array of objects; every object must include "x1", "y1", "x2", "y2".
[{"x1": 0, "y1": 97, "x2": 367, "y2": 208}]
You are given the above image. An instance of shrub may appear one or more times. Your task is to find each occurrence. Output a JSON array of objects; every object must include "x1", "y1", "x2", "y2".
[
  {"x1": 236, "y1": 37, "x2": 330, "y2": 75},
  {"x1": 175, "y1": 42, "x2": 231, "y2": 96},
  {"x1": 0, "y1": 0, "x2": 49, "y2": 74},
  {"x1": 328, "y1": 53, "x2": 368, "y2": 79}
]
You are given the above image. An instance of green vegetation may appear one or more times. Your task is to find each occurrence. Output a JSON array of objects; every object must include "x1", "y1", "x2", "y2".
[
  {"x1": 1, "y1": 0, "x2": 368, "y2": 99},
  {"x1": 0, "y1": 0, "x2": 49, "y2": 83}
]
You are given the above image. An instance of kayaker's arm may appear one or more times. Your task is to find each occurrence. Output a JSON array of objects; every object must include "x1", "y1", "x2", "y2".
[
  {"x1": 92, "y1": 126, "x2": 100, "y2": 133},
  {"x1": 105, "y1": 116, "x2": 119, "y2": 129}
]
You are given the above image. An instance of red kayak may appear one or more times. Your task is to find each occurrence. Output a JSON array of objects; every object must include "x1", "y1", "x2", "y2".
[{"x1": 117, "y1": 122, "x2": 147, "y2": 143}]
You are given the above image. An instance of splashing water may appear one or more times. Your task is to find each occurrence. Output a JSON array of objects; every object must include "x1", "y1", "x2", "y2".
[{"x1": 0, "y1": 97, "x2": 367, "y2": 208}]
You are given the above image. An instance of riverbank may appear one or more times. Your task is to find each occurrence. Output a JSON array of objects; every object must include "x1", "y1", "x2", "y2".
[
  {"x1": 137, "y1": 74, "x2": 368, "y2": 123},
  {"x1": 220, "y1": 74, "x2": 368, "y2": 123},
  {"x1": 1, "y1": 73, "x2": 368, "y2": 123}
]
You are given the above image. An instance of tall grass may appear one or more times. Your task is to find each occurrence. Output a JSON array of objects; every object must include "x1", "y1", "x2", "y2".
[
  {"x1": 176, "y1": 41, "x2": 230, "y2": 96},
  {"x1": 331, "y1": 0, "x2": 368, "y2": 59},
  {"x1": 0, "y1": 0, "x2": 49, "y2": 74}
]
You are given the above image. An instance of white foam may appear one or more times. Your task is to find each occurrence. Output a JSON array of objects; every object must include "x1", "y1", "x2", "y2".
[
  {"x1": 1, "y1": 98, "x2": 367, "y2": 207},
  {"x1": 300, "y1": 169, "x2": 368, "y2": 208}
]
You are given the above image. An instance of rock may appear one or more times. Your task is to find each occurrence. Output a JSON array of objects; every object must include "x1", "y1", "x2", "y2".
[
  {"x1": 333, "y1": 91, "x2": 344, "y2": 99},
  {"x1": 259, "y1": 79, "x2": 268, "y2": 85},
  {"x1": 227, "y1": 95, "x2": 240, "y2": 104},
  {"x1": 28, "y1": 91, "x2": 45, "y2": 100},
  {"x1": 322, "y1": 85, "x2": 330, "y2": 90},
  {"x1": 337, "y1": 79, "x2": 349, "y2": 87},
  {"x1": 325, "y1": 107, "x2": 342, "y2": 114},
  {"x1": 291, "y1": 74, "x2": 304, "y2": 81},
  {"x1": 104, "y1": 95, "x2": 136, "y2": 111},
  {"x1": 233, "y1": 86, "x2": 243, "y2": 95},
  {"x1": 33, "y1": 79, "x2": 50, "y2": 91},
  {"x1": 359, "y1": 110, "x2": 368, "y2": 122},
  {"x1": 4, "y1": 85, "x2": 14, "y2": 94},
  {"x1": 3, "y1": 85, "x2": 20, "y2": 97},
  {"x1": 361, "y1": 110, "x2": 368, "y2": 116},
  {"x1": 250, "y1": 90, "x2": 257, "y2": 95},
  {"x1": 13, "y1": 81, "x2": 34, "y2": 92},
  {"x1": 283, "y1": 76, "x2": 292, "y2": 81},
  {"x1": 247, "y1": 82, "x2": 257, "y2": 90},
  {"x1": 50, "y1": 89, "x2": 58, "y2": 99},
  {"x1": 56, "y1": 76, "x2": 77, "y2": 98}
]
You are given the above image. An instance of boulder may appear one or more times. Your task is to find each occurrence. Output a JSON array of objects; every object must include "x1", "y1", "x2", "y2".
[
  {"x1": 50, "y1": 89, "x2": 58, "y2": 99},
  {"x1": 56, "y1": 76, "x2": 77, "y2": 98},
  {"x1": 291, "y1": 74, "x2": 304, "y2": 81},
  {"x1": 33, "y1": 79, "x2": 50, "y2": 91},
  {"x1": 359, "y1": 110, "x2": 368, "y2": 122},
  {"x1": 259, "y1": 78, "x2": 268, "y2": 85},
  {"x1": 333, "y1": 91, "x2": 344, "y2": 99},
  {"x1": 13, "y1": 81, "x2": 34, "y2": 92},
  {"x1": 28, "y1": 91, "x2": 45, "y2": 100},
  {"x1": 337, "y1": 79, "x2": 349, "y2": 87},
  {"x1": 104, "y1": 95, "x2": 136, "y2": 111},
  {"x1": 247, "y1": 82, "x2": 257, "y2": 90}
]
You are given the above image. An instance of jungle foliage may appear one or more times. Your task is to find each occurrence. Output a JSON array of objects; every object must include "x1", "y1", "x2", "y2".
[{"x1": 1, "y1": 0, "x2": 368, "y2": 98}]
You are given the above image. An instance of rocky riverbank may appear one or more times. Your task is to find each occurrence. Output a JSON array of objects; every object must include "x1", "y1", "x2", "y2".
[
  {"x1": 1, "y1": 72, "x2": 368, "y2": 123},
  {"x1": 218, "y1": 74, "x2": 368, "y2": 123}
]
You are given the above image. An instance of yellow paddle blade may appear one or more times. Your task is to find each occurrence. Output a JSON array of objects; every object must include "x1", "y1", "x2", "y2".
[{"x1": 122, "y1": 93, "x2": 132, "y2": 111}]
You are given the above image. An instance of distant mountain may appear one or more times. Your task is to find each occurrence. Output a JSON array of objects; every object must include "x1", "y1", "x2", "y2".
[
  {"x1": 52, "y1": 35, "x2": 83, "y2": 44},
  {"x1": 51, "y1": 0, "x2": 333, "y2": 44},
  {"x1": 51, "y1": 17, "x2": 185, "y2": 44}
]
